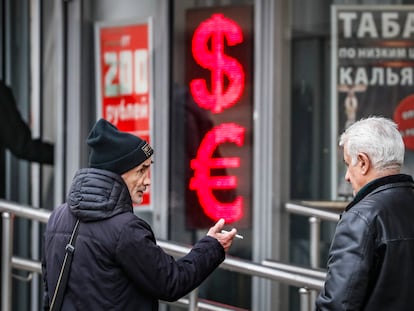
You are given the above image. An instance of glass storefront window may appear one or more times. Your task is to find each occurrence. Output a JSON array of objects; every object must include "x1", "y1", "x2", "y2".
[{"x1": 290, "y1": 0, "x2": 414, "y2": 310}]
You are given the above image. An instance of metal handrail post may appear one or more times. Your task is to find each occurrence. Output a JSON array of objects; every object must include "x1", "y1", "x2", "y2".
[
  {"x1": 188, "y1": 287, "x2": 199, "y2": 311},
  {"x1": 309, "y1": 217, "x2": 321, "y2": 268},
  {"x1": 1, "y1": 212, "x2": 13, "y2": 311},
  {"x1": 299, "y1": 287, "x2": 311, "y2": 311},
  {"x1": 309, "y1": 217, "x2": 321, "y2": 309}
]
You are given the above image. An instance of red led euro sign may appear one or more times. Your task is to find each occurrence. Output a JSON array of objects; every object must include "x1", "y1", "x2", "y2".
[
  {"x1": 189, "y1": 123, "x2": 245, "y2": 223},
  {"x1": 190, "y1": 13, "x2": 245, "y2": 113}
]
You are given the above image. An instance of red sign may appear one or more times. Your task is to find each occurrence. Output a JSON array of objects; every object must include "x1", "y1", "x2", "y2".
[
  {"x1": 185, "y1": 6, "x2": 253, "y2": 229},
  {"x1": 190, "y1": 13, "x2": 245, "y2": 113},
  {"x1": 96, "y1": 22, "x2": 152, "y2": 205},
  {"x1": 189, "y1": 122, "x2": 245, "y2": 222},
  {"x1": 394, "y1": 94, "x2": 414, "y2": 150}
]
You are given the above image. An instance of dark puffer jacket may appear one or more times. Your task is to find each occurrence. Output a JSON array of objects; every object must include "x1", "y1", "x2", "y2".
[
  {"x1": 42, "y1": 168, "x2": 225, "y2": 311},
  {"x1": 316, "y1": 174, "x2": 414, "y2": 311}
]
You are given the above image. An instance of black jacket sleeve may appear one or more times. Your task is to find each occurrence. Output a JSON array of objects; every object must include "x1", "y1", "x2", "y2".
[
  {"x1": 315, "y1": 210, "x2": 375, "y2": 311},
  {"x1": 116, "y1": 218, "x2": 225, "y2": 302},
  {"x1": 0, "y1": 80, "x2": 54, "y2": 164}
]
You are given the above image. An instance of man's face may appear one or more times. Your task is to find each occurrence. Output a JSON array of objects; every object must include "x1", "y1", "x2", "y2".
[
  {"x1": 121, "y1": 157, "x2": 153, "y2": 204},
  {"x1": 343, "y1": 145, "x2": 365, "y2": 196}
]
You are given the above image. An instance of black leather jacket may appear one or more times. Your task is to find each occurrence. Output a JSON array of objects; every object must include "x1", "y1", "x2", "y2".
[{"x1": 316, "y1": 174, "x2": 414, "y2": 311}]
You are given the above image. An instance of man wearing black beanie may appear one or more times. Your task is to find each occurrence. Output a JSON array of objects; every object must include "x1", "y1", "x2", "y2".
[{"x1": 42, "y1": 118, "x2": 237, "y2": 310}]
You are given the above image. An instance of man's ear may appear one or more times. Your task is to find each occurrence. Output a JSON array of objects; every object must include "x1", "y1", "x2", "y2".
[{"x1": 357, "y1": 153, "x2": 370, "y2": 175}]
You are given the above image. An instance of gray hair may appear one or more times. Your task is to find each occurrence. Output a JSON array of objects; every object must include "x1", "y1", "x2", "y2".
[{"x1": 339, "y1": 116, "x2": 404, "y2": 171}]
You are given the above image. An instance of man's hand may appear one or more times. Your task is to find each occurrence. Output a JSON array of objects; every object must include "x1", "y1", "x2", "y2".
[{"x1": 207, "y1": 218, "x2": 237, "y2": 252}]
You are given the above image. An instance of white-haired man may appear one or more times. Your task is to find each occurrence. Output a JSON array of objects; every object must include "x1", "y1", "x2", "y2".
[{"x1": 316, "y1": 116, "x2": 414, "y2": 310}]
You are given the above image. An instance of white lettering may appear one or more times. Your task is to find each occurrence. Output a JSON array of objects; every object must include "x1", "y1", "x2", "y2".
[
  {"x1": 358, "y1": 48, "x2": 375, "y2": 58},
  {"x1": 134, "y1": 49, "x2": 149, "y2": 94},
  {"x1": 354, "y1": 67, "x2": 369, "y2": 85},
  {"x1": 386, "y1": 67, "x2": 399, "y2": 85},
  {"x1": 103, "y1": 49, "x2": 149, "y2": 97},
  {"x1": 403, "y1": 12, "x2": 414, "y2": 38},
  {"x1": 370, "y1": 67, "x2": 385, "y2": 85},
  {"x1": 105, "y1": 99, "x2": 149, "y2": 125},
  {"x1": 339, "y1": 12, "x2": 358, "y2": 38},
  {"x1": 338, "y1": 47, "x2": 356, "y2": 58},
  {"x1": 119, "y1": 50, "x2": 133, "y2": 95},
  {"x1": 404, "y1": 128, "x2": 414, "y2": 137},
  {"x1": 340, "y1": 11, "x2": 414, "y2": 39},
  {"x1": 400, "y1": 68, "x2": 413, "y2": 85},
  {"x1": 357, "y1": 13, "x2": 378, "y2": 38},
  {"x1": 339, "y1": 67, "x2": 353, "y2": 85},
  {"x1": 357, "y1": 47, "x2": 407, "y2": 59},
  {"x1": 339, "y1": 67, "x2": 414, "y2": 86},
  {"x1": 402, "y1": 110, "x2": 414, "y2": 120},
  {"x1": 104, "y1": 52, "x2": 118, "y2": 97},
  {"x1": 382, "y1": 12, "x2": 400, "y2": 38}
]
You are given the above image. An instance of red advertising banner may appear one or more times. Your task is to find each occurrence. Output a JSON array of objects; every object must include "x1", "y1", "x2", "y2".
[{"x1": 95, "y1": 20, "x2": 152, "y2": 206}]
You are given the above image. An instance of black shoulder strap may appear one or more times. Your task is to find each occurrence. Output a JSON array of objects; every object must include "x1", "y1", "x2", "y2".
[{"x1": 49, "y1": 219, "x2": 80, "y2": 311}]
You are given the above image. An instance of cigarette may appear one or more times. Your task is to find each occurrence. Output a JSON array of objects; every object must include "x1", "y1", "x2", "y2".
[{"x1": 221, "y1": 230, "x2": 244, "y2": 239}]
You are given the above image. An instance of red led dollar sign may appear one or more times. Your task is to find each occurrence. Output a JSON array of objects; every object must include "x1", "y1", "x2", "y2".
[
  {"x1": 190, "y1": 13, "x2": 244, "y2": 113},
  {"x1": 190, "y1": 123, "x2": 245, "y2": 222}
]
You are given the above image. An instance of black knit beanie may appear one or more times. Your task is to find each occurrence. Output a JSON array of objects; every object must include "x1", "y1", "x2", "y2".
[{"x1": 87, "y1": 119, "x2": 153, "y2": 175}]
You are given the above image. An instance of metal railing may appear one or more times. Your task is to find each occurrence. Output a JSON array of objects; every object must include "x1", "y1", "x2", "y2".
[
  {"x1": 285, "y1": 200, "x2": 347, "y2": 307},
  {"x1": 1, "y1": 199, "x2": 325, "y2": 311},
  {"x1": 285, "y1": 200, "x2": 345, "y2": 267}
]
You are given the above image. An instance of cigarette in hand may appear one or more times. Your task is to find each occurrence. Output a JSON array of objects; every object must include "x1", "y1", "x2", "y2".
[{"x1": 221, "y1": 230, "x2": 244, "y2": 239}]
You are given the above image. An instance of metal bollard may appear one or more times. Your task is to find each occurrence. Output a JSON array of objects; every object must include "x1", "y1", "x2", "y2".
[
  {"x1": 1, "y1": 212, "x2": 13, "y2": 311},
  {"x1": 299, "y1": 287, "x2": 311, "y2": 311},
  {"x1": 188, "y1": 287, "x2": 199, "y2": 311},
  {"x1": 309, "y1": 217, "x2": 321, "y2": 309},
  {"x1": 309, "y1": 217, "x2": 321, "y2": 268}
]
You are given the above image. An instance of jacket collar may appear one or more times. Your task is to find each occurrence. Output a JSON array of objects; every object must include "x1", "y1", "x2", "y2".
[
  {"x1": 68, "y1": 167, "x2": 133, "y2": 221},
  {"x1": 345, "y1": 174, "x2": 414, "y2": 211}
]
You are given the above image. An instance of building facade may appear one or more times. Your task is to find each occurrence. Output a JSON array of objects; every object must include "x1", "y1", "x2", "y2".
[{"x1": 1, "y1": 0, "x2": 414, "y2": 310}]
